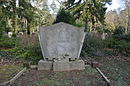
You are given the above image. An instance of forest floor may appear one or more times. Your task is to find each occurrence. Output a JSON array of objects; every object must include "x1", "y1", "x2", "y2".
[{"x1": 0, "y1": 50, "x2": 130, "y2": 86}]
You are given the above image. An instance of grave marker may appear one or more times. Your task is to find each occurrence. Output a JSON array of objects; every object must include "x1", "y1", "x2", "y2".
[{"x1": 38, "y1": 22, "x2": 86, "y2": 71}]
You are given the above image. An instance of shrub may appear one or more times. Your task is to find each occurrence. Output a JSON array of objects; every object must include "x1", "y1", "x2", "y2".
[
  {"x1": 82, "y1": 35, "x2": 130, "y2": 57},
  {"x1": 81, "y1": 37, "x2": 105, "y2": 57},
  {"x1": 54, "y1": 8, "x2": 76, "y2": 25},
  {"x1": 113, "y1": 26, "x2": 125, "y2": 39},
  {"x1": 116, "y1": 33, "x2": 130, "y2": 42},
  {"x1": 0, "y1": 35, "x2": 16, "y2": 48},
  {"x1": 104, "y1": 38, "x2": 130, "y2": 55},
  {"x1": 12, "y1": 34, "x2": 43, "y2": 63},
  {"x1": 103, "y1": 38, "x2": 118, "y2": 48},
  {"x1": 114, "y1": 40, "x2": 130, "y2": 54}
]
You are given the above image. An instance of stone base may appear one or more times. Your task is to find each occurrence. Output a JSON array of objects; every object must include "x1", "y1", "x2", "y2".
[
  {"x1": 38, "y1": 60, "x2": 85, "y2": 71},
  {"x1": 38, "y1": 60, "x2": 53, "y2": 70},
  {"x1": 53, "y1": 61, "x2": 70, "y2": 71},
  {"x1": 70, "y1": 60, "x2": 85, "y2": 70}
]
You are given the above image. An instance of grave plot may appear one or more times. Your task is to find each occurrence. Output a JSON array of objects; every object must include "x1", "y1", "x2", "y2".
[{"x1": 12, "y1": 66, "x2": 108, "y2": 86}]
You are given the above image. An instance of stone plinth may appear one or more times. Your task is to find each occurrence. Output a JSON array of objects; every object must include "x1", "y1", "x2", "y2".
[{"x1": 38, "y1": 59, "x2": 85, "y2": 71}]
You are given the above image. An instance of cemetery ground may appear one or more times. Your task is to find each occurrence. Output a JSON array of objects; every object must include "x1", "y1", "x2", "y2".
[
  {"x1": 0, "y1": 49, "x2": 130, "y2": 86},
  {"x1": 0, "y1": 35, "x2": 130, "y2": 86}
]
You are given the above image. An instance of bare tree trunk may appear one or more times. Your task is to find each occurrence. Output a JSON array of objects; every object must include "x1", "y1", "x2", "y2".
[
  {"x1": 127, "y1": 9, "x2": 130, "y2": 33},
  {"x1": 12, "y1": 0, "x2": 17, "y2": 35},
  {"x1": 27, "y1": 22, "x2": 30, "y2": 35},
  {"x1": 126, "y1": 0, "x2": 130, "y2": 34}
]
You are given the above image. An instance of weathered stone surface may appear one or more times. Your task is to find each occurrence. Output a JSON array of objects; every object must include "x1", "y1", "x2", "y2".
[
  {"x1": 53, "y1": 59, "x2": 85, "y2": 71},
  {"x1": 38, "y1": 59, "x2": 85, "y2": 71},
  {"x1": 70, "y1": 60, "x2": 85, "y2": 70},
  {"x1": 38, "y1": 60, "x2": 53, "y2": 70},
  {"x1": 38, "y1": 22, "x2": 86, "y2": 71},
  {"x1": 53, "y1": 61, "x2": 70, "y2": 71},
  {"x1": 39, "y1": 22, "x2": 86, "y2": 60}
]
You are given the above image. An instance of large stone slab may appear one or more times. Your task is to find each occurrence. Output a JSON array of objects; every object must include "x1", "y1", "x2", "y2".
[{"x1": 38, "y1": 22, "x2": 86, "y2": 60}]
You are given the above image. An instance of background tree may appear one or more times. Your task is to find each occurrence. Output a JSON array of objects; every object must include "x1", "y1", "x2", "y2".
[
  {"x1": 64, "y1": 0, "x2": 112, "y2": 32},
  {"x1": 0, "y1": 0, "x2": 14, "y2": 34},
  {"x1": 125, "y1": 0, "x2": 130, "y2": 33},
  {"x1": 105, "y1": 0, "x2": 130, "y2": 34},
  {"x1": 0, "y1": 0, "x2": 55, "y2": 35},
  {"x1": 50, "y1": 1, "x2": 59, "y2": 16},
  {"x1": 54, "y1": 8, "x2": 76, "y2": 25},
  {"x1": 105, "y1": 10, "x2": 117, "y2": 31}
]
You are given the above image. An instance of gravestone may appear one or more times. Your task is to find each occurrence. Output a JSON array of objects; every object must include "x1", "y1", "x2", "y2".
[{"x1": 38, "y1": 22, "x2": 86, "y2": 71}]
